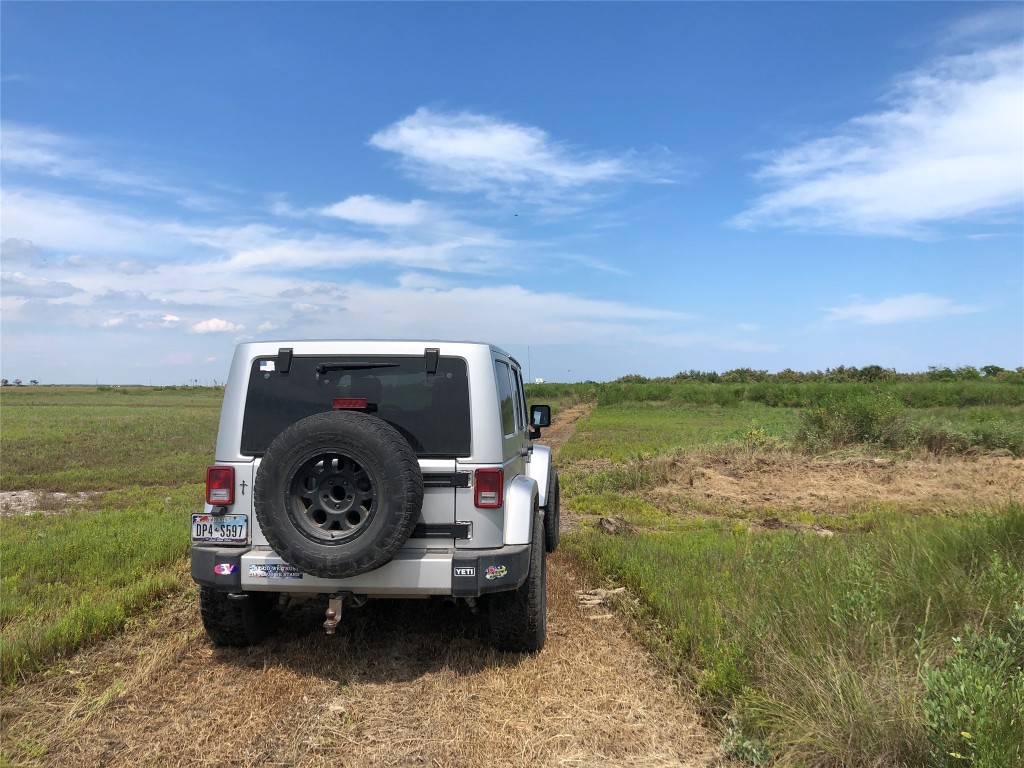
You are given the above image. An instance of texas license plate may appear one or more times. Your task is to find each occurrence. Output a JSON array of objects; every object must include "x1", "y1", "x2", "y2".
[{"x1": 192, "y1": 514, "x2": 247, "y2": 543}]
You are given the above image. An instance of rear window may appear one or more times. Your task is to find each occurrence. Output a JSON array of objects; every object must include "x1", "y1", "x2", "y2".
[{"x1": 241, "y1": 355, "x2": 471, "y2": 458}]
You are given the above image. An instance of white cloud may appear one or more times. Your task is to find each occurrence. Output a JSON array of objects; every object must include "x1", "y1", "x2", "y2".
[
  {"x1": 1, "y1": 189, "x2": 179, "y2": 255},
  {"x1": 101, "y1": 318, "x2": 125, "y2": 328},
  {"x1": 733, "y1": 39, "x2": 1024, "y2": 236},
  {"x1": 320, "y1": 195, "x2": 435, "y2": 228},
  {"x1": 161, "y1": 314, "x2": 181, "y2": 327},
  {"x1": 191, "y1": 318, "x2": 244, "y2": 334},
  {"x1": 823, "y1": 293, "x2": 981, "y2": 325},
  {"x1": 0, "y1": 238, "x2": 41, "y2": 261},
  {"x1": 0, "y1": 271, "x2": 80, "y2": 298},
  {"x1": 370, "y1": 107, "x2": 669, "y2": 202}
]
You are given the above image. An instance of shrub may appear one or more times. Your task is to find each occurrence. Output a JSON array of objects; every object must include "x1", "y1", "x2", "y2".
[
  {"x1": 919, "y1": 603, "x2": 1024, "y2": 768},
  {"x1": 798, "y1": 390, "x2": 910, "y2": 450}
]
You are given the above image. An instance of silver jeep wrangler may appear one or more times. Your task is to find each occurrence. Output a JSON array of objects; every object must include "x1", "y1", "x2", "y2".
[{"x1": 191, "y1": 340, "x2": 559, "y2": 652}]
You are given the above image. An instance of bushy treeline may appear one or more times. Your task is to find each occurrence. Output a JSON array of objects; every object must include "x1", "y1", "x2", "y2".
[
  {"x1": 527, "y1": 378, "x2": 1024, "y2": 409},
  {"x1": 619, "y1": 364, "x2": 1024, "y2": 384}
]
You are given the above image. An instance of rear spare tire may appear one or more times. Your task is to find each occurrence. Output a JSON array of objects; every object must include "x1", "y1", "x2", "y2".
[{"x1": 254, "y1": 410, "x2": 423, "y2": 579}]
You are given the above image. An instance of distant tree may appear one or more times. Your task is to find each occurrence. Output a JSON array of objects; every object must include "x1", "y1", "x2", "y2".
[
  {"x1": 13, "y1": 379, "x2": 23, "y2": 386},
  {"x1": 0, "y1": 379, "x2": 8, "y2": 387},
  {"x1": 29, "y1": 379, "x2": 39, "y2": 385},
  {"x1": 954, "y1": 365, "x2": 981, "y2": 380},
  {"x1": 721, "y1": 368, "x2": 768, "y2": 383},
  {"x1": 774, "y1": 368, "x2": 804, "y2": 383},
  {"x1": 926, "y1": 366, "x2": 955, "y2": 381},
  {"x1": 981, "y1": 365, "x2": 1006, "y2": 378},
  {"x1": 857, "y1": 365, "x2": 897, "y2": 382}
]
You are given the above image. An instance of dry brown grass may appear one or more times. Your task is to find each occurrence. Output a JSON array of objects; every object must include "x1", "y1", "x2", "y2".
[
  {"x1": 644, "y1": 449, "x2": 1023, "y2": 518},
  {"x1": 1, "y1": 557, "x2": 728, "y2": 767}
]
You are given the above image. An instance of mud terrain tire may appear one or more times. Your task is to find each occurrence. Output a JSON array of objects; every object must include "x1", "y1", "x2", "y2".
[
  {"x1": 254, "y1": 410, "x2": 423, "y2": 579},
  {"x1": 489, "y1": 507, "x2": 547, "y2": 652},
  {"x1": 544, "y1": 470, "x2": 560, "y2": 553},
  {"x1": 199, "y1": 587, "x2": 280, "y2": 646}
]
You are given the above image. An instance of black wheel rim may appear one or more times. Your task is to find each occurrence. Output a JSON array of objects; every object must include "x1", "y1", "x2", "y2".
[{"x1": 284, "y1": 451, "x2": 378, "y2": 544}]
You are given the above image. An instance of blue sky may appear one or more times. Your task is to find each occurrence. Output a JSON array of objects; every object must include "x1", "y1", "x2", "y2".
[{"x1": 1, "y1": 2, "x2": 1021, "y2": 384}]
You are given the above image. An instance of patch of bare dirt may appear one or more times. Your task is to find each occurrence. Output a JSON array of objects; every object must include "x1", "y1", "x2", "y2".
[
  {"x1": 0, "y1": 490, "x2": 96, "y2": 518},
  {"x1": 650, "y1": 451, "x2": 1023, "y2": 516},
  {"x1": 2, "y1": 402, "x2": 729, "y2": 768}
]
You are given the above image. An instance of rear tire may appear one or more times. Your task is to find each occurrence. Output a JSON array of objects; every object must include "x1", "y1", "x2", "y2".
[
  {"x1": 199, "y1": 587, "x2": 280, "y2": 647},
  {"x1": 543, "y1": 471, "x2": 560, "y2": 553},
  {"x1": 488, "y1": 507, "x2": 547, "y2": 652}
]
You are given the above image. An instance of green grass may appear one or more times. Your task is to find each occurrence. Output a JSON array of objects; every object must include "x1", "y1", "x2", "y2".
[
  {"x1": 558, "y1": 393, "x2": 1024, "y2": 766},
  {"x1": 798, "y1": 391, "x2": 1024, "y2": 456},
  {"x1": 566, "y1": 509, "x2": 1024, "y2": 767},
  {"x1": 559, "y1": 402, "x2": 800, "y2": 463},
  {"x1": 0, "y1": 386, "x2": 221, "y2": 491},
  {"x1": 527, "y1": 379, "x2": 1024, "y2": 410},
  {"x1": 0, "y1": 385, "x2": 219, "y2": 684},
  {"x1": 0, "y1": 484, "x2": 198, "y2": 684}
]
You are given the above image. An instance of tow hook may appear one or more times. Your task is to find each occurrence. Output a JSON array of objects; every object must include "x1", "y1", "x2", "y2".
[{"x1": 323, "y1": 594, "x2": 343, "y2": 635}]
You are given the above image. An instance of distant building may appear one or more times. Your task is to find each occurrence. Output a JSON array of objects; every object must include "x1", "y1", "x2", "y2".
[{"x1": 534, "y1": 378, "x2": 545, "y2": 384}]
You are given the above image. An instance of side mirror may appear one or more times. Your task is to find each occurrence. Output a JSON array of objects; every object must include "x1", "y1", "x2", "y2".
[{"x1": 529, "y1": 404, "x2": 551, "y2": 439}]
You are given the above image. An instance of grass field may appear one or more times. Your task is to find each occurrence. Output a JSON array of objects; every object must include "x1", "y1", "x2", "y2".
[
  {"x1": 0, "y1": 386, "x2": 216, "y2": 682},
  {"x1": 552, "y1": 386, "x2": 1023, "y2": 767},
  {"x1": 2, "y1": 382, "x2": 1021, "y2": 766}
]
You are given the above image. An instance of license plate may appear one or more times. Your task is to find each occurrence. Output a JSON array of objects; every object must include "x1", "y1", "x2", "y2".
[{"x1": 192, "y1": 514, "x2": 247, "y2": 543}]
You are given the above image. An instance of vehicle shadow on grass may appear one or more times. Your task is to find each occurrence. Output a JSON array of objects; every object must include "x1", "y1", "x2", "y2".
[{"x1": 212, "y1": 596, "x2": 520, "y2": 684}]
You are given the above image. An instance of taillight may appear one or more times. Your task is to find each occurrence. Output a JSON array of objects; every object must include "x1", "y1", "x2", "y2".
[
  {"x1": 206, "y1": 466, "x2": 235, "y2": 505},
  {"x1": 333, "y1": 398, "x2": 368, "y2": 410},
  {"x1": 474, "y1": 468, "x2": 503, "y2": 508}
]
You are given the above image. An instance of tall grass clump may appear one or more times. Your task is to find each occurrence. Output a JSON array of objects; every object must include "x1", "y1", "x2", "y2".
[{"x1": 566, "y1": 506, "x2": 1024, "y2": 767}]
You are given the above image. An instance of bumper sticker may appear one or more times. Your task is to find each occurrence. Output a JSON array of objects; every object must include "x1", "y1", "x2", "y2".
[
  {"x1": 454, "y1": 566, "x2": 476, "y2": 577},
  {"x1": 485, "y1": 564, "x2": 508, "y2": 581},
  {"x1": 213, "y1": 563, "x2": 237, "y2": 575},
  {"x1": 249, "y1": 563, "x2": 303, "y2": 580}
]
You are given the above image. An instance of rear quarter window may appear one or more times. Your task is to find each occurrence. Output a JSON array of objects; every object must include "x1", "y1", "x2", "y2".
[{"x1": 494, "y1": 359, "x2": 516, "y2": 437}]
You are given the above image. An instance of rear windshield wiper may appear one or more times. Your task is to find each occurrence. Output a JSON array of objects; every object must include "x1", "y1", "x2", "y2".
[{"x1": 315, "y1": 362, "x2": 400, "y2": 375}]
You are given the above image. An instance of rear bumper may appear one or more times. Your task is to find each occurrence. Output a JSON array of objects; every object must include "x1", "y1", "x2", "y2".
[{"x1": 190, "y1": 543, "x2": 531, "y2": 598}]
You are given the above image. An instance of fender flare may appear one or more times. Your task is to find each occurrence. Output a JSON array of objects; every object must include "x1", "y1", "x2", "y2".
[
  {"x1": 529, "y1": 444, "x2": 553, "y2": 508},
  {"x1": 503, "y1": 474, "x2": 539, "y2": 545}
]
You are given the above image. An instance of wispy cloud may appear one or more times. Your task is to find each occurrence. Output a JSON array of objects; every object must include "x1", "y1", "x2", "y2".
[
  {"x1": 370, "y1": 107, "x2": 671, "y2": 204},
  {"x1": 733, "y1": 34, "x2": 1023, "y2": 236},
  {"x1": 1, "y1": 123, "x2": 218, "y2": 209},
  {"x1": 823, "y1": 293, "x2": 981, "y2": 325},
  {"x1": 1, "y1": 271, "x2": 81, "y2": 299}
]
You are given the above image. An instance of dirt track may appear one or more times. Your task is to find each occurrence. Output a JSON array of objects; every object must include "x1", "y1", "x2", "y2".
[{"x1": 2, "y1": 404, "x2": 727, "y2": 768}]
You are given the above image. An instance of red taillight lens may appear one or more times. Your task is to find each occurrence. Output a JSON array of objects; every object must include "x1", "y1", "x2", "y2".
[
  {"x1": 206, "y1": 466, "x2": 235, "y2": 505},
  {"x1": 474, "y1": 468, "x2": 503, "y2": 509},
  {"x1": 333, "y1": 398, "x2": 368, "y2": 410}
]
